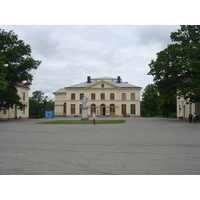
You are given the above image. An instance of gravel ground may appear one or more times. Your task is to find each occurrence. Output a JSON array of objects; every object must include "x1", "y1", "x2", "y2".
[{"x1": 0, "y1": 117, "x2": 200, "y2": 175}]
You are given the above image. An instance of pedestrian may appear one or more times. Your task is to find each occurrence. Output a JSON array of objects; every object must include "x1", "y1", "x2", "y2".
[
  {"x1": 92, "y1": 112, "x2": 96, "y2": 125},
  {"x1": 189, "y1": 113, "x2": 193, "y2": 123},
  {"x1": 193, "y1": 112, "x2": 197, "y2": 123}
]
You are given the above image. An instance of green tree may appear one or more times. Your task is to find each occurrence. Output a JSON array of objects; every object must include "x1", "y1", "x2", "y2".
[
  {"x1": 0, "y1": 61, "x2": 8, "y2": 91},
  {"x1": 0, "y1": 29, "x2": 41, "y2": 110},
  {"x1": 29, "y1": 91, "x2": 54, "y2": 118},
  {"x1": 43, "y1": 99, "x2": 54, "y2": 111},
  {"x1": 148, "y1": 25, "x2": 200, "y2": 105},
  {"x1": 29, "y1": 91, "x2": 46, "y2": 118},
  {"x1": 141, "y1": 84, "x2": 160, "y2": 117}
]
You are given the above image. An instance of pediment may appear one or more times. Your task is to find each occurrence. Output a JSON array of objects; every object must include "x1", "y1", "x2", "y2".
[{"x1": 86, "y1": 81, "x2": 119, "y2": 89}]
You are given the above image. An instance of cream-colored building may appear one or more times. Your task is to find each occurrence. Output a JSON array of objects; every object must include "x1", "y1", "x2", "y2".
[
  {"x1": 0, "y1": 83, "x2": 29, "y2": 119},
  {"x1": 177, "y1": 97, "x2": 200, "y2": 119},
  {"x1": 54, "y1": 76, "x2": 142, "y2": 117}
]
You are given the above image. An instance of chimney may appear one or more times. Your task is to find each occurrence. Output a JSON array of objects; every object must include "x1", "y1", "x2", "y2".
[
  {"x1": 87, "y1": 76, "x2": 91, "y2": 83},
  {"x1": 117, "y1": 76, "x2": 121, "y2": 83}
]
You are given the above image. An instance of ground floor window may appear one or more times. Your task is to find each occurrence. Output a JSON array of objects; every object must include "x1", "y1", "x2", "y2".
[
  {"x1": 3, "y1": 107, "x2": 7, "y2": 114},
  {"x1": 71, "y1": 104, "x2": 75, "y2": 114},
  {"x1": 79, "y1": 104, "x2": 82, "y2": 114},
  {"x1": 131, "y1": 104, "x2": 136, "y2": 114},
  {"x1": 122, "y1": 104, "x2": 126, "y2": 114}
]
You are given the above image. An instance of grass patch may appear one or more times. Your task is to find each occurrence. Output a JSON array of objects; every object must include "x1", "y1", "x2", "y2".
[{"x1": 36, "y1": 120, "x2": 126, "y2": 124}]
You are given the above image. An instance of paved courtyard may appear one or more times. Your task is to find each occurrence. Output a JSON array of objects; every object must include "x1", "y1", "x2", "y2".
[{"x1": 0, "y1": 117, "x2": 200, "y2": 175}]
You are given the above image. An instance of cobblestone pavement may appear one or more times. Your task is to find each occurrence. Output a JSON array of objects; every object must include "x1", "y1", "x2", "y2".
[{"x1": 0, "y1": 117, "x2": 200, "y2": 174}]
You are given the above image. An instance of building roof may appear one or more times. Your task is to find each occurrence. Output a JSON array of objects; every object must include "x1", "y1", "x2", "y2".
[
  {"x1": 66, "y1": 76, "x2": 141, "y2": 89},
  {"x1": 53, "y1": 88, "x2": 66, "y2": 94},
  {"x1": 91, "y1": 77, "x2": 118, "y2": 81},
  {"x1": 16, "y1": 83, "x2": 30, "y2": 89}
]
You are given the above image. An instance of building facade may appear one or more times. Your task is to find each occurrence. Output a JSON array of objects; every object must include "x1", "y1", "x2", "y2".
[
  {"x1": 177, "y1": 97, "x2": 200, "y2": 119},
  {"x1": 0, "y1": 83, "x2": 29, "y2": 119},
  {"x1": 54, "y1": 76, "x2": 142, "y2": 117}
]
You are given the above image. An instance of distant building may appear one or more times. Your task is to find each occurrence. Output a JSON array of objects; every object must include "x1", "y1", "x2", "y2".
[
  {"x1": 0, "y1": 83, "x2": 29, "y2": 119},
  {"x1": 53, "y1": 76, "x2": 142, "y2": 117},
  {"x1": 177, "y1": 97, "x2": 200, "y2": 119}
]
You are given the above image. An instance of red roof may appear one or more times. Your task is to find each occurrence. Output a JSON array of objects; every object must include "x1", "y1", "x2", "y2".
[{"x1": 16, "y1": 83, "x2": 30, "y2": 89}]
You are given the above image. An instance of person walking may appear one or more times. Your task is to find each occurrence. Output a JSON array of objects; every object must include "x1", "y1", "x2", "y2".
[
  {"x1": 189, "y1": 113, "x2": 193, "y2": 123},
  {"x1": 92, "y1": 112, "x2": 96, "y2": 125},
  {"x1": 193, "y1": 112, "x2": 197, "y2": 123}
]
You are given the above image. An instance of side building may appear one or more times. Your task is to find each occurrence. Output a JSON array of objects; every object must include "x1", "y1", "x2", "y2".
[
  {"x1": 54, "y1": 76, "x2": 142, "y2": 117},
  {"x1": 0, "y1": 83, "x2": 29, "y2": 119},
  {"x1": 177, "y1": 97, "x2": 200, "y2": 119}
]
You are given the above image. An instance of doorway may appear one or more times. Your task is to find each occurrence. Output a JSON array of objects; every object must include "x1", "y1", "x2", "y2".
[
  {"x1": 100, "y1": 104, "x2": 106, "y2": 116},
  {"x1": 91, "y1": 104, "x2": 96, "y2": 115},
  {"x1": 110, "y1": 104, "x2": 115, "y2": 116},
  {"x1": 63, "y1": 103, "x2": 66, "y2": 116},
  {"x1": 14, "y1": 106, "x2": 17, "y2": 118}
]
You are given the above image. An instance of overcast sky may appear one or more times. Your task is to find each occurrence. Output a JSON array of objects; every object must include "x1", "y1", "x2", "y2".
[{"x1": 1, "y1": 25, "x2": 181, "y2": 100}]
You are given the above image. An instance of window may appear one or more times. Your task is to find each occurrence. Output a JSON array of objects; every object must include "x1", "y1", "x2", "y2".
[
  {"x1": 3, "y1": 107, "x2": 7, "y2": 115},
  {"x1": 23, "y1": 108, "x2": 26, "y2": 115},
  {"x1": 23, "y1": 92, "x2": 25, "y2": 101},
  {"x1": 79, "y1": 104, "x2": 82, "y2": 114},
  {"x1": 131, "y1": 93, "x2": 135, "y2": 100},
  {"x1": 101, "y1": 93, "x2": 105, "y2": 100},
  {"x1": 131, "y1": 104, "x2": 136, "y2": 114},
  {"x1": 71, "y1": 104, "x2": 75, "y2": 114},
  {"x1": 122, "y1": 104, "x2": 126, "y2": 114},
  {"x1": 71, "y1": 93, "x2": 75, "y2": 100},
  {"x1": 122, "y1": 93, "x2": 126, "y2": 100},
  {"x1": 91, "y1": 93, "x2": 96, "y2": 100},
  {"x1": 110, "y1": 93, "x2": 115, "y2": 100},
  {"x1": 80, "y1": 93, "x2": 84, "y2": 100}
]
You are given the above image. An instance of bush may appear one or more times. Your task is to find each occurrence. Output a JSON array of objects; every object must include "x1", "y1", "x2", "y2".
[{"x1": 170, "y1": 113, "x2": 177, "y2": 118}]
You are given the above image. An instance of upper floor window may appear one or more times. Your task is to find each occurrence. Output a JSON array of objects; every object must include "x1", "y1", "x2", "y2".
[
  {"x1": 91, "y1": 93, "x2": 96, "y2": 100},
  {"x1": 122, "y1": 93, "x2": 126, "y2": 100},
  {"x1": 80, "y1": 93, "x2": 84, "y2": 100},
  {"x1": 110, "y1": 93, "x2": 115, "y2": 100},
  {"x1": 71, "y1": 93, "x2": 75, "y2": 100},
  {"x1": 131, "y1": 93, "x2": 135, "y2": 100},
  {"x1": 101, "y1": 93, "x2": 105, "y2": 100},
  {"x1": 23, "y1": 92, "x2": 25, "y2": 101}
]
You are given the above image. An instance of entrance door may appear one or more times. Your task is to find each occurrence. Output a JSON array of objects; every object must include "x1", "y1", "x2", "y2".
[
  {"x1": 91, "y1": 104, "x2": 96, "y2": 115},
  {"x1": 14, "y1": 106, "x2": 17, "y2": 118},
  {"x1": 110, "y1": 104, "x2": 115, "y2": 116},
  {"x1": 100, "y1": 104, "x2": 106, "y2": 116},
  {"x1": 63, "y1": 103, "x2": 66, "y2": 116}
]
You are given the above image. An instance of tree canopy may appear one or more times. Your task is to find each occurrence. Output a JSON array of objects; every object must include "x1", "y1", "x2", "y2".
[
  {"x1": 0, "y1": 29, "x2": 41, "y2": 110},
  {"x1": 148, "y1": 25, "x2": 200, "y2": 104},
  {"x1": 29, "y1": 91, "x2": 54, "y2": 118},
  {"x1": 141, "y1": 84, "x2": 159, "y2": 117}
]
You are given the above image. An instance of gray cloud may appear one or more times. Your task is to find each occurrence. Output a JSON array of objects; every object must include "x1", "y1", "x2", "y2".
[{"x1": 1, "y1": 25, "x2": 180, "y2": 100}]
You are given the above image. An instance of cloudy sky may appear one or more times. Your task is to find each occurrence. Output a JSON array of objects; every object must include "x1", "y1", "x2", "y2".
[{"x1": 1, "y1": 25, "x2": 181, "y2": 100}]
